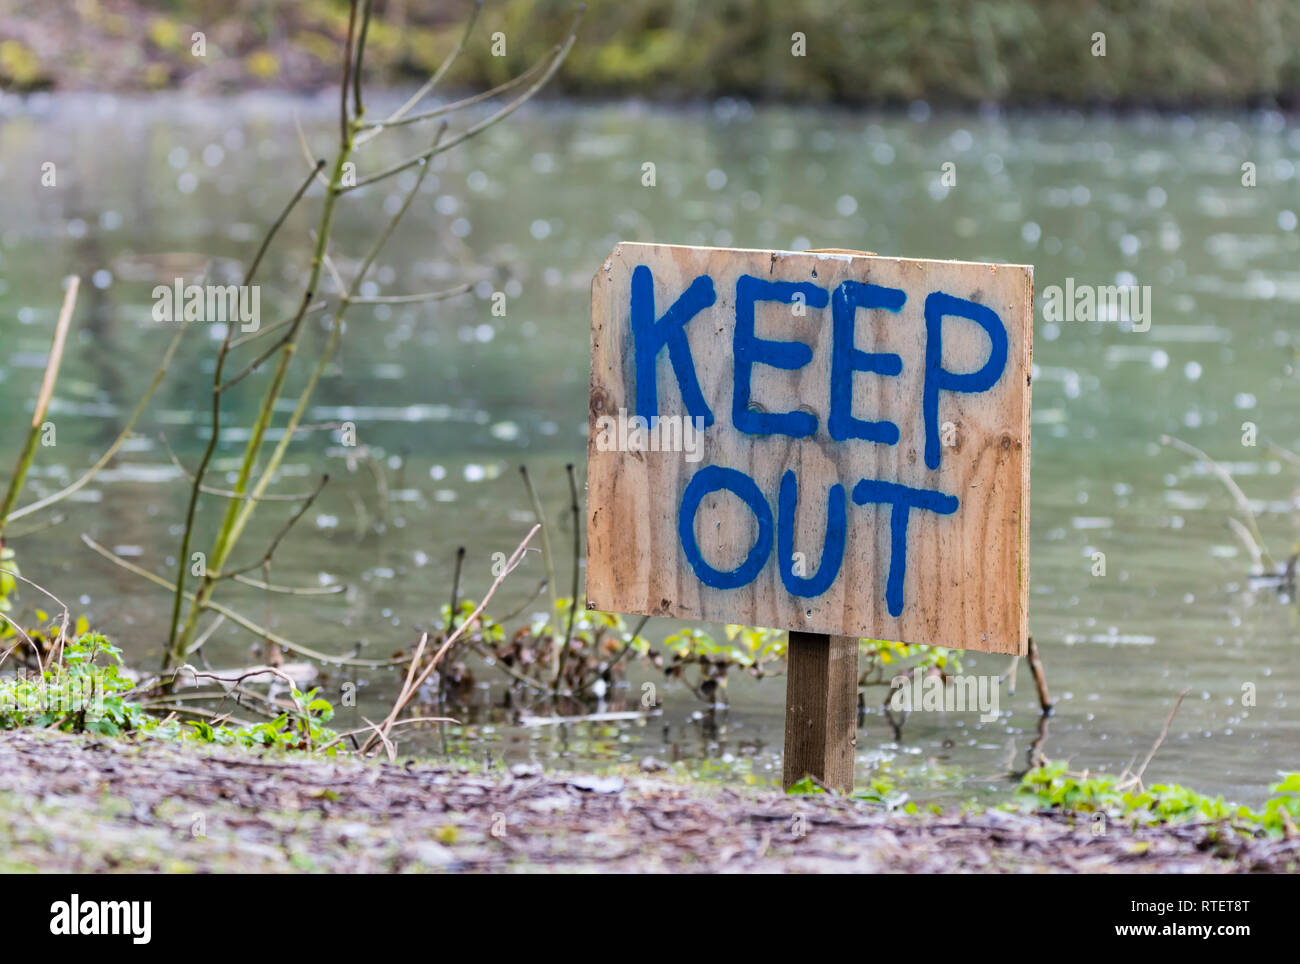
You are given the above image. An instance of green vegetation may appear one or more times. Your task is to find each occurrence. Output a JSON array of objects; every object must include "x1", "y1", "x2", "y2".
[
  {"x1": 0, "y1": 620, "x2": 340, "y2": 751},
  {"x1": 787, "y1": 759, "x2": 1300, "y2": 837},
  {"x1": 3, "y1": 0, "x2": 1298, "y2": 106},
  {"x1": 459, "y1": 0, "x2": 1300, "y2": 107},
  {"x1": 1014, "y1": 763, "x2": 1300, "y2": 836}
]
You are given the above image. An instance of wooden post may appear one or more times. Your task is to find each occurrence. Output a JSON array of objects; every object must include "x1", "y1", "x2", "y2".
[{"x1": 783, "y1": 632, "x2": 858, "y2": 793}]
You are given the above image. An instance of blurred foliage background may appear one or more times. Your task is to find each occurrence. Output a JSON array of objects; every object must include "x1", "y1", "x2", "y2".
[{"x1": 3, "y1": 0, "x2": 1299, "y2": 106}]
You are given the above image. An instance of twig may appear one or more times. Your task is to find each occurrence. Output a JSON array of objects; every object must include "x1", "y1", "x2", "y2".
[
  {"x1": 575, "y1": 614, "x2": 650, "y2": 695},
  {"x1": 349, "y1": 285, "x2": 471, "y2": 304},
  {"x1": 228, "y1": 311, "x2": 296, "y2": 350},
  {"x1": 0, "y1": 277, "x2": 79, "y2": 537},
  {"x1": 1226, "y1": 517, "x2": 1265, "y2": 573},
  {"x1": 244, "y1": 160, "x2": 328, "y2": 286},
  {"x1": 340, "y1": 0, "x2": 358, "y2": 143},
  {"x1": 81, "y1": 534, "x2": 398, "y2": 668},
  {"x1": 357, "y1": 40, "x2": 562, "y2": 132},
  {"x1": 342, "y1": 9, "x2": 583, "y2": 192},
  {"x1": 6, "y1": 325, "x2": 186, "y2": 524},
  {"x1": 230, "y1": 574, "x2": 344, "y2": 596},
  {"x1": 520, "y1": 465, "x2": 559, "y2": 647},
  {"x1": 0, "y1": 614, "x2": 41, "y2": 674},
  {"x1": 377, "y1": 0, "x2": 483, "y2": 129},
  {"x1": 0, "y1": 566, "x2": 71, "y2": 664},
  {"x1": 1266, "y1": 440, "x2": 1300, "y2": 468},
  {"x1": 351, "y1": 0, "x2": 374, "y2": 119},
  {"x1": 447, "y1": 545, "x2": 466, "y2": 634},
  {"x1": 498, "y1": 577, "x2": 548, "y2": 623},
  {"x1": 362, "y1": 525, "x2": 538, "y2": 754},
  {"x1": 218, "y1": 474, "x2": 329, "y2": 580},
  {"x1": 1026, "y1": 634, "x2": 1053, "y2": 715},
  {"x1": 1118, "y1": 689, "x2": 1190, "y2": 792},
  {"x1": 166, "y1": 158, "x2": 331, "y2": 667},
  {"x1": 293, "y1": 112, "x2": 331, "y2": 187},
  {"x1": 319, "y1": 715, "x2": 459, "y2": 754},
  {"x1": 137, "y1": 703, "x2": 254, "y2": 726},
  {"x1": 159, "y1": 433, "x2": 319, "y2": 502},
  {"x1": 359, "y1": 715, "x2": 397, "y2": 762},
  {"x1": 1161, "y1": 434, "x2": 1278, "y2": 572},
  {"x1": 1001, "y1": 654, "x2": 1020, "y2": 695},
  {"x1": 218, "y1": 330, "x2": 299, "y2": 393},
  {"x1": 187, "y1": 614, "x2": 226, "y2": 655},
  {"x1": 0, "y1": 512, "x2": 67, "y2": 539},
  {"x1": 555, "y1": 462, "x2": 581, "y2": 692},
  {"x1": 466, "y1": 640, "x2": 553, "y2": 695}
]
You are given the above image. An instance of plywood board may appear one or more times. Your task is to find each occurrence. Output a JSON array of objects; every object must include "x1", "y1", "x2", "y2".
[{"x1": 587, "y1": 243, "x2": 1032, "y2": 655}]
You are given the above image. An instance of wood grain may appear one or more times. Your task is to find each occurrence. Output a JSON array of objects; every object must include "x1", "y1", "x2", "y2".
[
  {"x1": 783, "y1": 632, "x2": 858, "y2": 791},
  {"x1": 587, "y1": 243, "x2": 1032, "y2": 655}
]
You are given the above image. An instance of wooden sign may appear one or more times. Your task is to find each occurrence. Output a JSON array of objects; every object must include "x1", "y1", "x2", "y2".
[{"x1": 587, "y1": 243, "x2": 1032, "y2": 656}]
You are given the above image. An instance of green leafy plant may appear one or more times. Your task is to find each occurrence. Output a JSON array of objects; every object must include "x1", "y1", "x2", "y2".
[
  {"x1": 1, "y1": 625, "x2": 148, "y2": 736},
  {"x1": 181, "y1": 685, "x2": 338, "y2": 752},
  {"x1": 1014, "y1": 762, "x2": 1300, "y2": 836},
  {"x1": 663, "y1": 624, "x2": 786, "y2": 704},
  {"x1": 1, "y1": 616, "x2": 339, "y2": 752}
]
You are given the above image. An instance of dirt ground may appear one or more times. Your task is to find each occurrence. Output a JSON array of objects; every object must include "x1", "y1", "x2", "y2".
[{"x1": 0, "y1": 730, "x2": 1295, "y2": 873}]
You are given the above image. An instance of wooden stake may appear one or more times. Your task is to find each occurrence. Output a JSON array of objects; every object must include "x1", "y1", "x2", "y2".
[
  {"x1": 782, "y1": 632, "x2": 858, "y2": 793},
  {"x1": 1026, "y1": 634, "x2": 1054, "y2": 715}
]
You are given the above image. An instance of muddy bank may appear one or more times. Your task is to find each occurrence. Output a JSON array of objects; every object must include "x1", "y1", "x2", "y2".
[{"x1": 2, "y1": 732, "x2": 1296, "y2": 873}]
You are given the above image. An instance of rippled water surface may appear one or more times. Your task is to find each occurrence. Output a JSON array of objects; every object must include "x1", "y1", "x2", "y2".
[{"x1": 2, "y1": 93, "x2": 1298, "y2": 803}]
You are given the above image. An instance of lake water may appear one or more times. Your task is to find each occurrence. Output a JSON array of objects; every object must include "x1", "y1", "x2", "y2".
[{"x1": 2, "y1": 91, "x2": 1298, "y2": 805}]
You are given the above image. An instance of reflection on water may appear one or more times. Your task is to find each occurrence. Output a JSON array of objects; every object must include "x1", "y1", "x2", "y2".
[{"x1": 2, "y1": 92, "x2": 1298, "y2": 803}]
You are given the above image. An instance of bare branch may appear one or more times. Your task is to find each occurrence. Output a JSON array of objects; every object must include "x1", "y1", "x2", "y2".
[
  {"x1": 356, "y1": 40, "x2": 561, "y2": 134},
  {"x1": 0, "y1": 276, "x2": 79, "y2": 537},
  {"x1": 82, "y1": 534, "x2": 399, "y2": 668},
  {"x1": 340, "y1": 0, "x2": 359, "y2": 143},
  {"x1": 229, "y1": 301, "x2": 326, "y2": 349},
  {"x1": 1161, "y1": 434, "x2": 1277, "y2": 572},
  {"x1": 343, "y1": 10, "x2": 582, "y2": 193},
  {"x1": 362, "y1": 524, "x2": 539, "y2": 754},
  {"x1": 7, "y1": 325, "x2": 185, "y2": 523},
  {"x1": 160, "y1": 434, "x2": 320, "y2": 503},
  {"x1": 352, "y1": 0, "x2": 375, "y2": 118},
  {"x1": 231, "y1": 574, "x2": 345, "y2": 596},
  {"x1": 294, "y1": 113, "x2": 332, "y2": 188},
  {"x1": 382, "y1": 0, "x2": 484, "y2": 127},
  {"x1": 245, "y1": 160, "x2": 327, "y2": 287},
  {"x1": 218, "y1": 474, "x2": 329, "y2": 580},
  {"x1": 350, "y1": 284, "x2": 471, "y2": 305}
]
